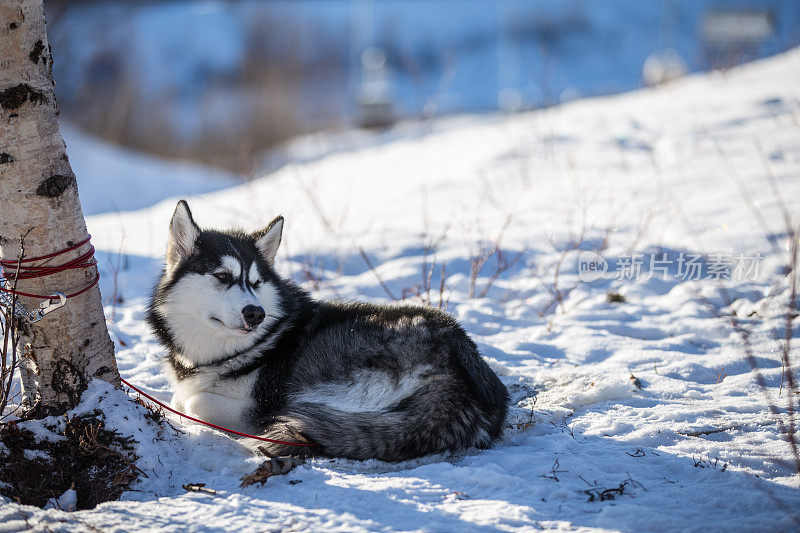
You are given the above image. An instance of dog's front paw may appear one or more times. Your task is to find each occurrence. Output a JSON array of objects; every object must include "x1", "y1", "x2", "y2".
[{"x1": 181, "y1": 391, "x2": 251, "y2": 432}]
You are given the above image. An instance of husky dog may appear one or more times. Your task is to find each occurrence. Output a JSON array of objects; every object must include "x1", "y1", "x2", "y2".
[{"x1": 147, "y1": 200, "x2": 508, "y2": 461}]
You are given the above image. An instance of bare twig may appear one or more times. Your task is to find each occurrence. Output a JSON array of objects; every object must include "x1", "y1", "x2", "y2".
[
  {"x1": 583, "y1": 475, "x2": 645, "y2": 502},
  {"x1": 357, "y1": 247, "x2": 397, "y2": 301},
  {"x1": 477, "y1": 249, "x2": 524, "y2": 299},
  {"x1": 693, "y1": 140, "x2": 800, "y2": 478},
  {"x1": 695, "y1": 222, "x2": 800, "y2": 479},
  {"x1": 709, "y1": 133, "x2": 781, "y2": 255},
  {"x1": 755, "y1": 139, "x2": 793, "y2": 234},
  {"x1": 1, "y1": 232, "x2": 29, "y2": 421},
  {"x1": 537, "y1": 206, "x2": 590, "y2": 316},
  {"x1": 532, "y1": 191, "x2": 618, "y2": 316},
  {"x1": 182, "y1": 483, "x2": 217, "y2": 495},
  {"x1": 240, "y1": 456, "x2": 305, "y2": 488},
  {"x1": 438, "y1": 261, "x2": 450, "y2": 309},
  {"x1": 468, "y1": 215, "x2": 517, "y2": 299},
  {"x1": 540, "y1": 458, "x2": 566, "y2": 482},
  {"x1": 778, "y1": 226, "x2": 799, "y2": 461},
  {"x1": 296, "y1": 170, "x2": 338, "y2": 237},
  {"x1": 107, "y1": 237, "x2": 125, "y2": 323}
]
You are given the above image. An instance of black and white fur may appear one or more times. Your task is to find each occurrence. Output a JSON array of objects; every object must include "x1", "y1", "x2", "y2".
[{"x1": 147, "y1": 200, "x2": 509, "y2": 461}]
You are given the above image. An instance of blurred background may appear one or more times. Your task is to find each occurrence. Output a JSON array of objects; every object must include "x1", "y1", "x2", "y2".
[{"x1": 44, "y1": 0, "x2": 800, "y2": 176}]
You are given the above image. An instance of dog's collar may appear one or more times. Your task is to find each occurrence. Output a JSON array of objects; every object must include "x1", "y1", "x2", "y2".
[{"x1": 170, "y1": 316, "x2": 287, "y2": 378}]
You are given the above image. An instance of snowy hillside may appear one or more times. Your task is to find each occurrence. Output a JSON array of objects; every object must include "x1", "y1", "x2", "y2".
[
  {"x1": 3, "y1": 48, "x2": 800, "y2": 531},
  {"x1": 64, "y1": 124, "x2": 237, "y2": 216}
]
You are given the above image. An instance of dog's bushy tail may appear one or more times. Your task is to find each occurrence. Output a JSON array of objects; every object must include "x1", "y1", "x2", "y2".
[{"x1": 255, "y1": 381, "x2": 506, "y2": 461}]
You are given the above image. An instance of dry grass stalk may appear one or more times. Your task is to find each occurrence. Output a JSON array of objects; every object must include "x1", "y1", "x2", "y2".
[
  {"x1": 582, "y1": 475, "x2": 645, "y2": 502},
  {"x1": 1, "y1": 233, "x2": 29, "y2": 422},
  {"x1": 715, "y1": 138, "x2": 800, "y2": 478},
  {"x1": 356, "y1": 246, "x2": 398, "y2": 301},
  {"x1": 685, "y1": 148, "x2": 800, "y2": 478},
  {"x1": 468, "y1": 215, "x2": 522, "y2": 299},
  {"x1": 532, "y1": 191, "x2": 615, "y2": 316}
]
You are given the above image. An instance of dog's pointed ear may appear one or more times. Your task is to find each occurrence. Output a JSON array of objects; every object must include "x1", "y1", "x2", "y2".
[
  {"x1": 253, "y1": 216, "x2": 284, "y2": 265},
  {"x1": 166, "y1": 200, "x2": 200, "y2": 270}
]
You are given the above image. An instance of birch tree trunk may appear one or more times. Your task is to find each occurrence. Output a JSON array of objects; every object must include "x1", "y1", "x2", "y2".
[{"x1": 0, "y1": 0, "x2": 119, "y2": 417}]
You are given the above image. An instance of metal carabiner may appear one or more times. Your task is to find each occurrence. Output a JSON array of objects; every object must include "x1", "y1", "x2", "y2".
[{"x1": 29, "y1": 293, "x2": 67, "y2": 323}]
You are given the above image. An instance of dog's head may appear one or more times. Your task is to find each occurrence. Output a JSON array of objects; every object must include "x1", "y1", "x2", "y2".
[{"x1": 147, "y1": 200, "x2": 285, "y2": 365}]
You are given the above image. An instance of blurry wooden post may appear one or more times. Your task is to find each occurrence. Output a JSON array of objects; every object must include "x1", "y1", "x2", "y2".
[{"x1": 0, "y1": 0, "x2": 119, "y2": 417}]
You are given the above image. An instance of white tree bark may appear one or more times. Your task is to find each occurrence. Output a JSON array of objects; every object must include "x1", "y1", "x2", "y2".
[{"x1": 0, "y1": 0, "x2": 119, "y2": 416}]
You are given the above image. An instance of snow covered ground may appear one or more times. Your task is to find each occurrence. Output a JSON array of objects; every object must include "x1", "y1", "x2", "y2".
[
  {"x1": 63, "y1": 124, "x2": 237, "y2": 216},
  {"x1": 2, "y1": 48, "x2": 800, "y2": 531}
]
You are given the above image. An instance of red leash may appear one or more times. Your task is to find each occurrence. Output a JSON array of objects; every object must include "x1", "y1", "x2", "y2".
[
  {"x1": 120, "y1": 378, "x2": 318, "y2": 447},
  {"x1": 0, "y1": 237, "x2": 313, "y2": 447},
  {"x1": 0, "y1": 235, "x2": 99, "y2": 299}
]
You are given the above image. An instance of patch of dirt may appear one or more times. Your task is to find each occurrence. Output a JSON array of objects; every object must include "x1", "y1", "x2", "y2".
[{"x1": 0, "y1": 410, "x2": 142, "y2": 509}]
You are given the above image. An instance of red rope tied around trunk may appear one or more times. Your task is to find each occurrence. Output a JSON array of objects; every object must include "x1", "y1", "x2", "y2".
[
  {"x1": 0, "y1": 237, "x2": 314, "y2": 447},
  {"x1": 0, "y1": 235, "x2": 99, "y2": 299},
  {"x1": 120, "y1": 378, "x2": 318, "y2": 447}
]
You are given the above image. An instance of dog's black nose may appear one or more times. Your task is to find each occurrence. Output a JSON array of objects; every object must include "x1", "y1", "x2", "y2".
[{"x1": 242, "y1": 305, "x2": 265, "y2": 327}]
